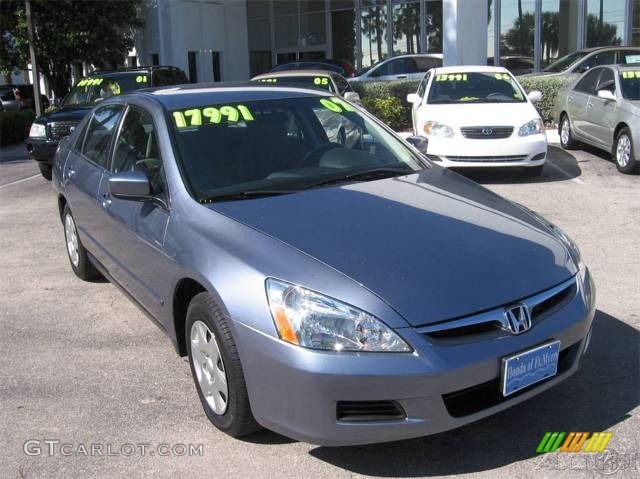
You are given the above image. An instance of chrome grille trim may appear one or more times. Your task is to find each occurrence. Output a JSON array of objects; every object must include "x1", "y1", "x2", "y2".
[
  {"x1": 417, "y1": 276, "x2": 577, "y2": 337},
  {"x1": 48, "y1": 121, "x2": 79, "y2": 141},
  {"x1": 460, "y1": 126, "x2": 514, "y2": 139},
  {"x1": 445, "y1": 155, "x2": 527, "y2": 163}
]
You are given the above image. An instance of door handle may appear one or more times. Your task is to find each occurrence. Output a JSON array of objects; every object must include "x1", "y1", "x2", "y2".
[
  {"x1": 396, "y1": 75, "x2": 407, "y2": 79},
  {"x1": 66, "y1": 166, "x2": 75, "y2": 178},
  {"x1": 587, "y1": 103, "x2": 593, "y2": 108},
  {"x1": 101, "y1": 193, "x2": 112, "y2": 209}
]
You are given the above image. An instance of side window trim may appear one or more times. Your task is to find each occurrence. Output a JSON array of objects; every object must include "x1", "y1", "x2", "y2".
[
  {"x1": 79, "y1": 104, "x2": 125, "y2": 170},
  {"x1": 107, "y1": 104, "x2": 131, "y2": 172}
]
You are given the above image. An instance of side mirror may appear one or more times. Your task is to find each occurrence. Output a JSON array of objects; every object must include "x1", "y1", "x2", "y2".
[
  {"x1": 597, "y1": 89, "x2": 616, "y2": 101},
  {"x1": 405, "y1": 135, "x2": 429, "y2": 156},
  {"x1": 527, "y1": 90, "x2": 543, "y2": 103},
  {"x1": 343, "y1": 91, "x2": 361, "y2": 104},
  {"x1": 108, "y1": 171, "x2": 151, "y2": 201},
  {"x1": 407, "y1": 93, "x2": 421, "y2": 104}
]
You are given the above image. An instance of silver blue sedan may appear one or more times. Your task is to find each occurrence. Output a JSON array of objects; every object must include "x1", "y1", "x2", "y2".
[
  {"x1": 556, "y1": 64, "x2": 640, "y2": 174},
  {"x1": 53, "y1": 83, "x2": 595, "y2": 446}
]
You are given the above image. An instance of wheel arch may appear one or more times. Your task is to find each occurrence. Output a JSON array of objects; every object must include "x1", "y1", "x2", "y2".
[
  {"x1": 612, "y1": 122, "x2": 631, "y2": 152},
  {"x1": 57, "y1": 194, "x2": 67, "y2": 222}
]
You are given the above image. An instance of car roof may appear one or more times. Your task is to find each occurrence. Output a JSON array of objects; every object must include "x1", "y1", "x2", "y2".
[
  {"x1": 382, "y1": 53, "x2": 443, "y2": 60},
  {"x1": 433, "y1": 65, "x2": 510, "y2": 74},
  {"x1": 133, "y1": 82, "x2": 332, "y2": 110},
  {"x1": 581, "y1": 46, "x2": 640, "y2": 53},
  {"x1": 87, "y1": 66, "x2": 183, "y2": 77},
  {"x1": 252, "y1": 70, "x2": 338, "y2": 79}
]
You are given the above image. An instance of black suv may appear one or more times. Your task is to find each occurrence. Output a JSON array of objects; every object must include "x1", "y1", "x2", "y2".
[{"x1": 27, "y1": 66, "x2": 188, "y2": 180}]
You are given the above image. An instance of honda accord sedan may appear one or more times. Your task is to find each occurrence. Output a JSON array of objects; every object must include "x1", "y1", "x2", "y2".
[{"x1": 52, "y1": 83, "x2": 595, "y2": 446}]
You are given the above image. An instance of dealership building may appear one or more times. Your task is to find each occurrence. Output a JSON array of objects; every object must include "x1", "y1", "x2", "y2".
[{"x1": 133, "y1": 0, "x2": 639, "y2": 82}]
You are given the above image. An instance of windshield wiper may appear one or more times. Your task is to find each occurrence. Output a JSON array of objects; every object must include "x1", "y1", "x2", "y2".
[
  {"x1": 200, "y1": 190, "x2": 295, "y2": 203},
  {"x1": 302, "y1": 167, "x2": 412, "y2": 190}
]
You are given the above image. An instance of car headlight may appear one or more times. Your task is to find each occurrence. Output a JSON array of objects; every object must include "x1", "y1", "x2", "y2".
[
  {"x1": 423, "y1": 121, "x2": 454, "y2": 138},
  {"x1": 28, "y1": 122, "x2": 47, "y2": 138},
  {"x1": 265, "y1": 278, "x2": 412, "y2": 352},
  {"x1": 518, "y1": 118, "x2": 544, "y2": 137}
]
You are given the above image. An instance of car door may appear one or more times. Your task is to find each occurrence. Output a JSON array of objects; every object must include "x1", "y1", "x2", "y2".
[
  {"x1": 367, "y1": 58, "x2": 404, "y2": 81},
  {"x1": 572, "y1": 50, "x2": 616, "y2": 75},
  {"x1": 411, "y1": 71, "x2": 431, "y2": 134},
  {"x1": 93, "y1": 105, "x2": 173, "y2": 319},
  {"x1": 587, "y1": 67, "x2": 618, "y2": 148},
  {"x1": 567, "y1": 68, "x2": 602, "y2": 141},
  {"x1": 63, "y1": 104, "x2": 125, "y2": 258}
]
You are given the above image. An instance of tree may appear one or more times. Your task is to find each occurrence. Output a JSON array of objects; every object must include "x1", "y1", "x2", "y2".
[
  {"x1": 1, "y1": 0, "x2": 143, "y2": 97},
  {"x1": 0, "y1": 2, "x2": 28, "y2": 83}
]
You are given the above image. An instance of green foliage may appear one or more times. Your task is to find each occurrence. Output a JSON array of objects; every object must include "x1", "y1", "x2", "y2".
[
  {"x1": 518, "y1": 75, "x2": 574, "y2": 125},
  {"x1": 0, "y1": 109, "x2": 36, "y2": 146},
  {"x1": 361, "y1": 96, "x2": 406, "y2": 131},
  {"x1": 352, "y1": 80, "x2": 420, "y2": 131}
]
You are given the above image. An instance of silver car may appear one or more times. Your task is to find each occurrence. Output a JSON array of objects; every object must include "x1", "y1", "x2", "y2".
[
  {"x1": 556, "y1": 64, "x2": 640, "y2": 174},
  {"x1": 53, "y1": 83, "x2": 595, "y2": 446},
  {"x1": 350, "y1": 54, "x2": 442, "y2": 82}
]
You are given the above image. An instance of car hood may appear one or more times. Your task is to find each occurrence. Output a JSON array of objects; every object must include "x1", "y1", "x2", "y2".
[
  {"x1": 40, "y1": 106, "x2": 91, "y2": 123},
  {"x1": 419, "y1": 102, "x2": 539, "y2": 127},
  {"x1": 210, "y1": 168, "x2": 576, "y2": 326}
]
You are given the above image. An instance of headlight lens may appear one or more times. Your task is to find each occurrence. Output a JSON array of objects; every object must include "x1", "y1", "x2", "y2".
[
  {"x1": 29, "y1": 122, "x2": 47, "y2": 138},
  {"x1": 518, "y1": 118, "x2": 544, "y2": 137},
  {"x1": 423, "y1": 121, "x2": 455, "y2": 138},
  {"x1": 265, "y1": 278, "x2": 412, "y2": 352}
]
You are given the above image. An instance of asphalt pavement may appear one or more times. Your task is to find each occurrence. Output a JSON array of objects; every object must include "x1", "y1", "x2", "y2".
[{"x1": 1, "y1": 141, "x2": 638, "y2": 478}]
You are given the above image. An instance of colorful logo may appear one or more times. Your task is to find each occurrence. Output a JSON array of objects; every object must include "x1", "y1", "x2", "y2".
[{"x1": 537, "y1": 432, "x2": 613, "y2": 453}]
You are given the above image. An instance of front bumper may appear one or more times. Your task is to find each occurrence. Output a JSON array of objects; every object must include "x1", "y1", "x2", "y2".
[
  {"x1": 26, "y1": 138, "x2": 59, "y2": 164},
  {"x1": 427, "y1": 133, "x2": 547, "y2": 168},
  {"x1": 233, "y1": 268, "x2": 595, "y2": 446}
]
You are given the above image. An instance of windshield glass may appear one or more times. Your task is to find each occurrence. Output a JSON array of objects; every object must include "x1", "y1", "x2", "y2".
[
  {"x1": 620, "y1": 70, "x2": 640, "y2": 100},
  {"x1": 543, "y1": 50, "x2": 589, "y2": 73},
  {"x1": 427, "y1": 72, "x2": 525, "y2": 104},
  {"x1": 170, "y1": 96, "x2": 426, "y2": 202},
  {"x1": 63, "y1": 74, "x2": 147, "y2": 107},
  {"x1": 254, "y1": 75, "x2": 334, "y2": 92}
]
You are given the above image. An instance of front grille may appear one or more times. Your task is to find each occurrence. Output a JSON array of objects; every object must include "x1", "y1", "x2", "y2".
[
  {"x1": 460, "y1": 126, "x2": 514, "y2": 139},
  {"x1": 421, "y1": 278, "x2": 577, "y2": 341},
  {"x1": 446, "y1": 155, "x2": 527, "y2": 163},
  {"x1": 442, "y1": 341, "x2": 581, "y2": 418},
  {"x1": 336, "y1": 401, "x2": 406, "y2": 422},
  {"x1": 48, "y1": 121, "x2": 78, "y2": 141}
]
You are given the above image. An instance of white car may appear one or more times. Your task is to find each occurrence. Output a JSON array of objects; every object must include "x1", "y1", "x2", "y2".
[{"x1": 407, "y1": 66, "x2": 547, "y2": 175}]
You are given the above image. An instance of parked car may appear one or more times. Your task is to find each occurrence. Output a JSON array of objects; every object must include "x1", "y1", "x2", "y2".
[
  {"x1": 407, "y1": 66, "x2": 547, "y2": 175},
  {"x1": 0, "y1": 84, "x2": 49, "y2": 111},
  {"x1": 53, "y1": 82, "x2": 594, "y2": 446},
  {"x1": 269, "y1": 59, "x2": 355, "y2": 78},
  {"x1": 27, "y1": 66, "x2": 188, "y2": 180},
  {"x1": 350, "y1": 54, "x2": 443, "y2": 82},
  {"x1": 521, "y1": 46, "x2": 640, "y2": 80},
  {"x1": 252, "y1": 70, "x2": 362, "y2": 146},
  {"x1": 556, "y1": 64, "x2": 640, "y2": 174},
  {"x1": 487, "y1": 56, "x2": 535, "y2": 75}
]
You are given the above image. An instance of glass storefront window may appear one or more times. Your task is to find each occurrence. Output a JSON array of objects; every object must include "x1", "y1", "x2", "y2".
[
  {"x1": 392, "y1": 1, "x2": 420, "y2": 55},
  {"x1": 586, "y1": 0, "x2": 625, "y2": 47},
  {"x1": 425, "y1": 0, "x2": 443, "y2": 53},
  {"x1": 361, "y1": 1, "x2": 389, "y2": 68},
  {"x1": 499, "y1": 0, "x2": 535, "y2": 74},
  {"x1": 331, "y1": 2, "x2": 356, "y2": 67},
  {"x1": 634, "y1": 0, "x2": 640, "y2": 46},
  {"x1": 247, "y1": 1, "x2": 272, "y2": 76},
  {"x1": 540, "y1": 0, "x2": 580, "y2": 69},
  {"x1": 487, "y1": 0, "x2": 495, "y2": 65},
  {"x1": 275, "y1": 15, "x2": 299, "y2": 49},
  {"x1": 301, "y1": 12, "x2": 326, "y2": 46}
]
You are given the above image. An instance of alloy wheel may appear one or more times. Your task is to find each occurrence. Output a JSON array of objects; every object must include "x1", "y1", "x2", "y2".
[
  {"x1": 190, "y1": 320, "x2": 229, "y2": 415},
  {"x1": 561, "y1": 118, "x2": 570, "y2": 146},
  {"x1": 64, "y1": 213, "x2": 80, "y2": 268},
  {"x1": 616, "y1": 134, "x2": 631, "y2": 168}
]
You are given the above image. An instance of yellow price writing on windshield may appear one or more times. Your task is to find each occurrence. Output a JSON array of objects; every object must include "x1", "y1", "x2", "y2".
[
  {"x1": 621, "y1": 71, "x2": 640, "y2": 79},
  {"x1": 314, "y1": 77, "x2": 330, "y2": 86},
  {"x1": 435, "y1": 74, "x2": 468, "y2": 82},
  {"x1": 259, "y1": 78, "x2": 278, "y2": 82},
  {"x1": 136, "y1": 75, "x2": 148, "y2": 83},
  {"x1": 77, "y1": 78, "x2": 104, "y2": 87},
  {"x1": 319, "y1": 97, "x2": 355, "y2": 112},
  {"x1": 495, "y1": 73, "x2": 511, "y2": 81},
  {"x1": 172, "y1": 105, "x2": 255, "y2": 128}
]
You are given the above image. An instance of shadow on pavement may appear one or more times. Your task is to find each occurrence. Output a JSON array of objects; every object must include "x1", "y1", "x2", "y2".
[
  {"x1": 307, "y1": 310, "x2": 638, "y2": 476},
  {"x1": 454, "y1": 146, "x2": 582, "y2": 185}
]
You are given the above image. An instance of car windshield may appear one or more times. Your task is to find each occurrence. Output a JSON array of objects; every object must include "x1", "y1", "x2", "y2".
[
  {"x1": 543, "y1": 50, "x2": 589, "y2": 73},
  {"x1": 254, "y1": 75, "x2": 333, "y2": 92},
  {"x1": 170, "y1": 96, "x2": 426, "y2": 202},
  {"x1": 619, "y1": 70, "x2": 640, "y2": 100},
  {"x1": 427, "y1": 72, "x2": 526, "y2": 104},
  {"x1": 63, "y1": 74, "x2": 146, "y2": 107}
]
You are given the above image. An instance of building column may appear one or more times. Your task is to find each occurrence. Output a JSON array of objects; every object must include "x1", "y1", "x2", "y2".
[{"x1": 442, "y1": 0, "x2": 488, "y2": 66}]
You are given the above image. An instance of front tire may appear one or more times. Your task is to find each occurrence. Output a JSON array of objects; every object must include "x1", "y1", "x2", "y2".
[
  {"x1": 614, "y1": 128, "x2": 638, "y2": 174},
  {"x1": 559, "y1": 114, "x2": 576, "y2": 150},
  {"x1": 62, "y1": 205, "x2": 99, "y2": 280},
  {"x1": 38, "y1": 162, "x2": 52, "y2": 181},
  {"x1": 186, "y1": 292, "x2": 260, "y2": 437}
]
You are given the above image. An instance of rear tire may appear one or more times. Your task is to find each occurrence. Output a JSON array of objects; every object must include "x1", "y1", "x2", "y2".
[
  {"x1": 186, "y1": 292, "x2": 260, "y2": 437},
  {"x1": 62, "y1": 205, "x2": 99, "y2": 280},
  {"x1": 559, "y1": 114, "x2": 576, "y2": 150},
  {"x1": 614, "y1": 128, "x2": 638, "y2": 174},
  {"x1": 38, "y1": 162, "x2": 52, "y2": 181},
  {"x1": 524, "y1": 165, "x2": 544, "y2": 177}
]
